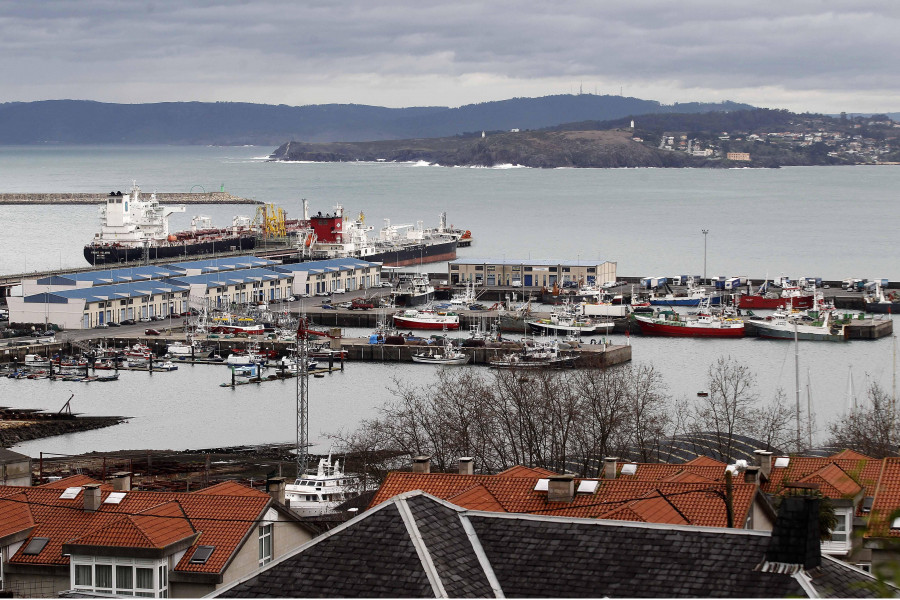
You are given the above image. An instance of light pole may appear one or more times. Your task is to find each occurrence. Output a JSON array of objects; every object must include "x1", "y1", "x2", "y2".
[{"x1": 702, "y1": 229, "x2": 709, "y2": 283}]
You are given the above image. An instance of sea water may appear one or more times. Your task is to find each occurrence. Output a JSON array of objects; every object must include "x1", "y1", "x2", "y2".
[{"x1": 1, "y1": 145, "x2": 899, "y2": 455}]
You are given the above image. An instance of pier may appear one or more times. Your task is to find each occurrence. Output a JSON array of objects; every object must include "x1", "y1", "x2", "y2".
[{"x1": 0, "y1": 191, "x2": 259, "y2": 205}]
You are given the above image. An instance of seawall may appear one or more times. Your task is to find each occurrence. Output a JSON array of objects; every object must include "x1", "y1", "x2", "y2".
[{"x1": 0, "y1": 192, "x2": 259, "y2": 205}]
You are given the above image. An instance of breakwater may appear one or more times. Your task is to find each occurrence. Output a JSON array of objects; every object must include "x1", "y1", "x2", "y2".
[{"x1": 0, "y1": 192, "x2": 258, "y2": 205}]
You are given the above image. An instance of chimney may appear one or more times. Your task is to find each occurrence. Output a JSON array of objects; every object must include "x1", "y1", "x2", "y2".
[
  {"x1": 761, "y1": 493, "x2": 821, "y2": 572},
  {"x1": 112, "y1": 472, "x2": 131, "y2": 492},
  {"x1": 83, "y1": 484, "x2": 101, "y2": 512},
  {"x1": 603, "y1": 457, "x2": 618, "y2": 480},
  {"x1": 412, "y1": 456, "x2": 431, "y2": 474},
  {"x1": 743, "y1": 466, "x2": 761, "y2": 485},
  {"x1": 547, "y1": 475, "x2": 575, "y2": 503},
  {"x1": 267, "y1": 477, "x2": 286, "y2": 505},
  {"x1": 458, "y1": 457, "x2": 474, "y2": 475},
  {"x1": 754, "y1": 450, "x2": 773, "y2": 480}
]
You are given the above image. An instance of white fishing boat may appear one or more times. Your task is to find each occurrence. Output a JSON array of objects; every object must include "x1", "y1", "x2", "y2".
[
  {"x1": 411, "y1": 340, "x2": 469, "y2": 365},
  {"x1": 393, "y1": 308, "x2": 460, "y2": 331},
  {"x1": 526, "y1": 302, "x2": 613, "y2": 336},
  {"x1": 166, "y1": 339, "x2": 214, "y2": 359},
  {"x1": 284, "y1": 454, "x2": 360, "y2": 517},
  {"x1": 489, "y1": 338, "x2": 576, "y2": 369},
  {"x1": 225, "y1": 344, "x2": 269, "y2": 367},
  {"x1": 23, "y1": 354, "x2": 51, "y2": 368}
]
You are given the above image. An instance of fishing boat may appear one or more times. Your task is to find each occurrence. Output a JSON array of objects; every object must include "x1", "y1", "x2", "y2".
[
  {"x1": 23, "y1": 354, "x2": 51, "y2": 368},
  {"x1": 633, "y1": 311, "x2": 745, "y2": 338},
  {"x1": 752, "y1": 308, "x2": 852, "y2": 342},
  {"x1": 648, "y1": 278, "x2": 721, "y2": 307},
  {"x1": 156, "y1": 361, "x2": 179, "y2": 371},
  {"x1": 489, "y1": 339, "x2": 576, "y2": 369},
  {"x1": 863, "y1": 282, "x2": 900, "y2": 314},
  {"x1": 737, "y1": 281, "x2": 815, "y2": 310},
  {"x1": 393, "y1": 308, "x2": 460, "y2": 331},
  {"x1": 390, "y1": 274, "x2": 435, "y2": 307},
  {"x1": 95, "y1": 372, "x2": 120, "y2": 382},
  {"x1": 411, "y1": 340, "x2": 469, "y2": 365},
  {"x1": 526, "y1": 302, "x2": 613, "y2": 336},
  {"x1": 283, "y1": 454, "x2": 360, "y2": 517},
  {"x1": 166, "y1": 339, "x2": 214, "y2": 359},
  {"x1": 225, "y1": 345, "x2": 269, "y2": 367}
]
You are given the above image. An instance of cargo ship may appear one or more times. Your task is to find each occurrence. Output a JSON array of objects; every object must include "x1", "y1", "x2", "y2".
[
  {"x1": 84, "y1": 184, "x2": 256, "y2": 265},
  {"x1": 295, "y1": 202, "x2": 460, "y2": 267},
  {"x1": 85, "y1": 185, "x2": 465, "y2": 267}
]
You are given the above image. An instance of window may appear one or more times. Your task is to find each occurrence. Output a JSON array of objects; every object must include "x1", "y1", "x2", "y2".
[
  {"x1": 75, "y1": 564, "x2": 93, "y2": 586},
  {"x1": 259, "y1": 524, "x2": 273, "y2": 566},
  {"x1": 73, "y1": 557, "x2": 166, "y2": 597},
  {"x1": 822, "y1": 508, "x2": 853, "y2": 555}
]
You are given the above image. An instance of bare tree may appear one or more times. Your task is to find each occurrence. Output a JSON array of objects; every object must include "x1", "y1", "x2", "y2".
[
  {"x1": 693, "y1": 356, "x2": 760, "y2": 462},
  {"x1": 827, "y1": 382, "x2": 899, "y2": 458},
  {"x1": 748, "y1": 388, "x2": 796, "y2": 453}
]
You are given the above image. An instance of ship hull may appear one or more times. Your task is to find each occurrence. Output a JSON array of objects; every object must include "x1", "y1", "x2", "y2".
[
  {"x1": 753, "y1": 324, "x2": 848, "y2": 342},
  {"x1": 648, "y1": 296, "x2": 721, "y2": 307},
  {"x1": 84, "y1": 236, "x2": 257, "y2": 265},
  {"x1": 864, "y1": 301, "x2": 900, "y2": 314},
  {"x1": 336, "y1": 239, "x2": 457, "y2": 267},
  {"x1": 393, "y1": 316, "x2": 460, "y2": 330},
  {"x1": 634, "y1": 316, "x2": 745, "y2": 338},
  {"x1": 738, "y1": 294, "x2": 814, "y2": 310}
]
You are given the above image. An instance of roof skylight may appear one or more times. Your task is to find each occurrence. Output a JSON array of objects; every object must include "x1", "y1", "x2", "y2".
[{"x1": 59, "y1": 487, "x2": 82, "y2": 499}]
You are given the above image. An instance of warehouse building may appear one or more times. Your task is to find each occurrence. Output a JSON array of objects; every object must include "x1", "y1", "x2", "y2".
[
  {"x1": 448, "y1": 258, "x2": 617, "y2": 288},
  {"x1": 273, "y1": 258, "x2": 383, "y2": 296}
]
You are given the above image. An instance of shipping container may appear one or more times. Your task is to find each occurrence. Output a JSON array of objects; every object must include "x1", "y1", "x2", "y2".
[{"x1": 724, "y1": 278, "x2": 742, "y2": 290}]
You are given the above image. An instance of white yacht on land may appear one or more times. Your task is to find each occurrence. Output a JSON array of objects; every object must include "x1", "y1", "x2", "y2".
[{"x1": 284, "y1": 455, "x2": 360, "y2": 517}]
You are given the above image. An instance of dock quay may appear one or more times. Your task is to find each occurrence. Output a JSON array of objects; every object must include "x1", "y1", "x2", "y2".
[{"x1": 0, "y1": 191, "x2": 258, "y2": 205}]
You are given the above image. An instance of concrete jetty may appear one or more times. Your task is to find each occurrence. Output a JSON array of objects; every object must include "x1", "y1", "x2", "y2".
[{"x1": 0, "y1": 192, "x2": 258, "y2": 205}]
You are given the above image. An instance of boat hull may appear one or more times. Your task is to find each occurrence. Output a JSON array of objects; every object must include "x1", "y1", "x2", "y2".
[
  {"x1": 411, "y1": 354, "x2": 469, "y2": 365},
  {"x1": 864, "y1": 301, "x2": 900, "y2": 314},
  {"x1": 738, "y1": 294, "x2": 814, "y2": 310},
  {"x1": 634, "y1": 316, "x2": 745, "y2": 338},
  {"x1": 393, "y1": 316, "x2": 460, "y2": 330},
  {"x1": 648, "y1": 296, "x2": 722, "y2": 307},
  {"x1": 526, "y1": 321, "x2": 613, "y2": 336},
  {"x1": 753, "y1": 324, "x2": 848, "y2": 342},
  {"x1": 85, "y1": 235, "x2": 257, "y2": 265}
]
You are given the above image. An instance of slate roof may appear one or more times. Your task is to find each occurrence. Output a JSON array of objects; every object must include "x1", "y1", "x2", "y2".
[
  {"x1": 166, "y1": 267, "x2": 292, "y2": 289},
  {"x1": 0, "y1": 475, "x2": 289, "y2": 576},
  {"x1": 271, "y1": 257, "x2": 378, "y2": 273},
  {"x1": 216, "y1": 491, "x2": 880, "y2": 598},
  {"x1": 370, "y1": 471, "x2": 761, "y2": 528}
]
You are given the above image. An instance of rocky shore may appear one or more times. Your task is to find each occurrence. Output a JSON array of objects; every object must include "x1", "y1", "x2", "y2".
[
  {"x1": 0, "y1": 192, "x2": 258, "y2": 205},
  {"x1": 0, "y1": 407, "x2": 126, "y2": 447}
]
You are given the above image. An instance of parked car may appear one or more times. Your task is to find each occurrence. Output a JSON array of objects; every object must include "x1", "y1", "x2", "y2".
[
  {"x1": 144, "y1": 328, "x2": 161, "y2": 335},
  {"x1": 121, "y1": 319, "x2": 136, "y2": 325},
  {"x1": 511, "y1": 279, "x2": 522, "y2": 288},
  {"x1": 139, "y1": 316, "x2": 152, "y2": 323},
  {"x1": 332, "y1": 288, "x2": 346, "y2": 295},
  {"x1": 94, "y1": 323, "x2": 109, "y2": 329},
  {"x1": 107, "y1": 321, "x2": 121, "y2": 327}
]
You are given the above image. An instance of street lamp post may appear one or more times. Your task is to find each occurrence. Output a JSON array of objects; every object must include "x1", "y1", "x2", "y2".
[{"x1": 702, "y1": 229, "x2": 709, "y2": 283}]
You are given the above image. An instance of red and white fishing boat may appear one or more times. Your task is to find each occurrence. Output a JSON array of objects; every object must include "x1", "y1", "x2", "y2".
[
  {"x1": 633, "y1": 312, "x2": 745, "y2": 338},
  {"x1": 393, "y1": 309, "x2": 460, "y2": 331},
  {"x1": 209, "y1": 316, "x2": 264, "y2": 335},
  {"x1": 737, "y1": 282, "x2": 814, "y2": 310}
]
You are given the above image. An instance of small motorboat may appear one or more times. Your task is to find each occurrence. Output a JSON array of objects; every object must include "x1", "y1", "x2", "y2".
[{"x1": 411, "y1": 341, "x2": 469, "y2": 366}]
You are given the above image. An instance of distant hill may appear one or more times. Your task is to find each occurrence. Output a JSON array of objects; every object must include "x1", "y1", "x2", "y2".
[
  {"x1": 269, "y1": 109, "x2": 854, "y2": 168},
  {"x1": 0, "y1": 95, "x2": 754, "y2": 145}
]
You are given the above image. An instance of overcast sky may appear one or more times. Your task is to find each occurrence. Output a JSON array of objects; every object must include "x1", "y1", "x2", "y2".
[{"x1": 1, "y1": 1, "x2": 898, "y2": 113}]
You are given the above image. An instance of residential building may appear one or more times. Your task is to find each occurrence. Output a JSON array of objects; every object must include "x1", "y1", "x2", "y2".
[
  {"x1": 0, "y1": 475, "x2": 313, "y2": 598},
  {"x1": 370, "y1": 457, "x2": 775, "y2": 531},
  {"x1": 726, "y1": 152, "x2": 752, "y2": 161},
  {"x1": 214, "y1": 490, "x2": 880, "y2": 598},
  {"x1": 0, "y1": 450, "x2": 31, "y2": 487}
]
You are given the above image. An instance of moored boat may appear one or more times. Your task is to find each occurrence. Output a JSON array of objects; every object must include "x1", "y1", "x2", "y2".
[
  {"x1": 752, "y1": 308, "x2": 852, "y2": 342},
  {"x1": 737, "y1": 282, "x2": 814, "y2": 310},
  {"x1": 284, "y1": 455, "x2": 360, "y2": 517},
  {"x1": 411, "y1": 340, "x2": 469, "y2": 365},
  {"x1": 633, "y1": 312, "x2": 745, "y2": 338},
  {"x1": 526, "y1": 303, "x2": 613, "y2": 336},
  {"x1": 393, "y1": 309, "x2": 460, "y2": 331}
]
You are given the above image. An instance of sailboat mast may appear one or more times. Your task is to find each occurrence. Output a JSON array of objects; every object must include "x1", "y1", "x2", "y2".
[{"x1": 795, "y1": 320, "x2": 801, "y2": 451}]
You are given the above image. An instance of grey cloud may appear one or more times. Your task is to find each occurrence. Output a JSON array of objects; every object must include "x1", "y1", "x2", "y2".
[{"x1": 0, "y1": 0, "x2": 898, "y2": 110}]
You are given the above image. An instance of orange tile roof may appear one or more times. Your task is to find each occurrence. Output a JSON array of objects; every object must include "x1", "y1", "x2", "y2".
[
  {"x1": 797, "y1": 463, "x2": 863, "y2": 499},
  {"x1": 685, "y1": 457, "x2": 728, "y2": 467},
  {"x1": 371, "y1": 472, "x2": 758, "y2": 528},
  {"x1": 39, "y1": 474, "x2": 112, "y2": 490},
  {"x1": 618, "y1": 464, "x2": 726, "y2": 482},
  {"x1": 761, "y1": 456, "x2": 881, "y2": 500},
  {"x1": 830, "y1": 449, "x2": 874, "y2": 461},
  {"x1": 865, "y1": 458, "x2": 900, "y2": 539},
  {"x1": 606, "y1": 491, "x2": 690, "y2": 525},
  {"x1": 0, "y1": 481, "x2": 272, "y2": 575},
  {"x1": 496, "y1": 465, "x2": 556, "y2": 478},
  {"x1": 447, "y1": 485, "x2": 506, "y2": 512}
]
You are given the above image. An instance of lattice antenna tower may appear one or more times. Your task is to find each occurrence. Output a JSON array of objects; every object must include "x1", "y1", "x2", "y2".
[{"x1": 295, "y1": 313, "x2": 310, "y2": 479}]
